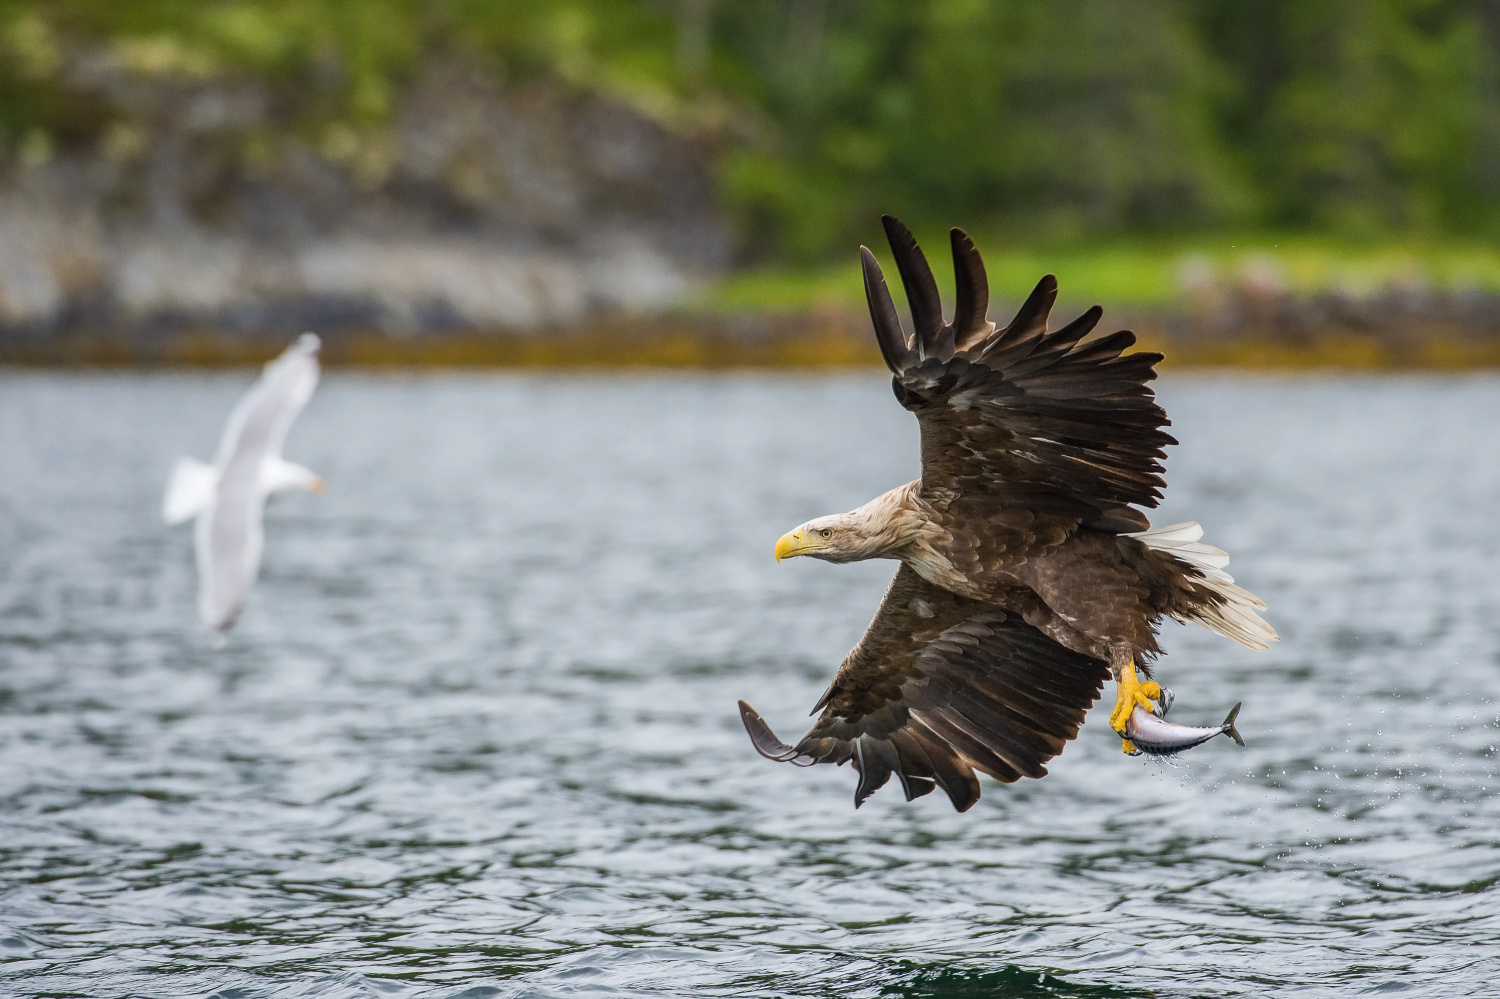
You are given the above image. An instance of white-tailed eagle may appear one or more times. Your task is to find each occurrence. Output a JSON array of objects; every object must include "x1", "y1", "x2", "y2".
[{"x1": 739, "y1": 217, "x2": 1275, "y2": 810}]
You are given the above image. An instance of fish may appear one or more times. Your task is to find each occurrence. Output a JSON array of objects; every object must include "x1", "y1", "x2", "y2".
[{"x1": 1123, "y1": 687, "x2": 1244, "y2": 757}]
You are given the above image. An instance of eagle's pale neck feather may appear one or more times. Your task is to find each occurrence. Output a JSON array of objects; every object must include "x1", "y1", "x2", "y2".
[{"x1": 849, "y1": 482, "x2": 954, "y2": 578}]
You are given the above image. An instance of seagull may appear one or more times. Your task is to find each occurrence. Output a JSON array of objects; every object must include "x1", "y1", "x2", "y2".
[{"x1": 162, "y1": 333, "x2": 325, "y2": 633}]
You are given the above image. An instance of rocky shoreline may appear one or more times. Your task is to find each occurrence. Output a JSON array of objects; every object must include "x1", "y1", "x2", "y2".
[
  {"x1": 7, "y1": 307, "x2": 1500, "y2": 371},
  {"x1": 0, "y1": 58, "x2": 729, "y2": 345},
  {"x1": 5, "y1": 51, "x2": 1500, "y2": 371}
]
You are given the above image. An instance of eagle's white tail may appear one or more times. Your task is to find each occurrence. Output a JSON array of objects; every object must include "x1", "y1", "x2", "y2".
[{"x1": 1128, "y1": 522, "x2": 1278, "y2": 651}]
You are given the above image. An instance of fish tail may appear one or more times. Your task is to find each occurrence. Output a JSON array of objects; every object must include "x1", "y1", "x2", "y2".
[{"x1": 1221, "y1": 702, "x2": 1245, "y2": 747}]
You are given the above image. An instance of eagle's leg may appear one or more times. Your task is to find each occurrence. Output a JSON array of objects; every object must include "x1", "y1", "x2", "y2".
[{"x1": 1109, "y1": 659, "x2": 1161, "y2": 754}]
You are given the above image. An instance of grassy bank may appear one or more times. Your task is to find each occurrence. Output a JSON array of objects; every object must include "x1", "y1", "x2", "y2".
[{"x1": 698, "y1": 234, "x2": 1500, "y2": 314}]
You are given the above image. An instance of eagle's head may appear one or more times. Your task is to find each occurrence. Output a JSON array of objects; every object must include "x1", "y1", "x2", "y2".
[
  {"x1": 775, "y1": 515, "x2": 865, "y2": 563},
  {"x1": 775, "y1": 486, "x2": 921, "y2": 564}
]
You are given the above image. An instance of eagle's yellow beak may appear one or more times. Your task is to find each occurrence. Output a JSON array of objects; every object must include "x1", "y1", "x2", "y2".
[
  {"x1": 774, "y1": 530, "x2": 800, "y2": 562},
  {"x1": 775, "y1": 528, "x2": 822, "y2": 562},
  {"x1": 309, "y1": 476, "x2": 328, "y2": 494}
]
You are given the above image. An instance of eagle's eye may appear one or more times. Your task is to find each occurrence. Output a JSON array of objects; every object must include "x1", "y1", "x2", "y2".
[{"x1": 819, "y1": 528, "x2": 833, "y2": 539}]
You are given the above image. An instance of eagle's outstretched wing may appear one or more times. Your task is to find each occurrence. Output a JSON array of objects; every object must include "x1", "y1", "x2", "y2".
[
  {"x1": 739, "y1": 566, "x2": 1109, "y2": 811},
  {"x1": 862, "y1": 217, "x2": 1175, "y2": 533}
]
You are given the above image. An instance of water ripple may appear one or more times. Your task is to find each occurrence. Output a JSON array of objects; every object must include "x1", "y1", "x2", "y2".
[{"x1": 1, "y1": 372, "x2": 1499, "y2": 997}]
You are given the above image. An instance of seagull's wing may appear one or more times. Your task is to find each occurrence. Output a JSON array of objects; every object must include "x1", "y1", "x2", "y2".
[
  {"x1": 738, "y1": 565, "x2": 1109, "y2": 811},
  {"x1": 212, "y1": 333, "x2": 322, "y2": 470},
  {"x1": 196, "y1": 334, "x2": 321, "y2": 631},
  {"x1": 162, "y1": 455, "x2": 218, "y2": 525}
]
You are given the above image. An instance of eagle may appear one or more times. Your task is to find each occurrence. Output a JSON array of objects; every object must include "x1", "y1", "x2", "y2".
[{"x1": 738, "y1": 217, "x2": 1275, "y2": 811}]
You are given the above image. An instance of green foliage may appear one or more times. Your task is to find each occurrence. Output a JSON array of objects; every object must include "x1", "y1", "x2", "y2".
[
  {"x1": 713, "y1": 0, "x2": 1255, "y2": 259},
  {"x1": 1194, "y1": 0, "x2": 1498, "y2": 232},
  {"x1": 0, "y1": 1, "x2": 685, "y2": 153},
  {"x1": 712, "y1": 0, "x2": 1500, "y2": 259},
  {"x1": 2, "y1": 0, "x2": 1498, "y2": 261}
]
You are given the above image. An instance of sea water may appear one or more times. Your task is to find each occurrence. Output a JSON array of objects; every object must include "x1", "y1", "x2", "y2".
[{"x1": 1, "y1": 371, "x2": 1497, "y2": 997}]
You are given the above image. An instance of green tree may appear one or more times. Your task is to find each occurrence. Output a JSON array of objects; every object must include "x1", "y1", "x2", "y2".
[
  {"x1": 1195, "y1": 0, "x2": 1495, "y2": 232},
  {"x1": 716, "y1": 0, "x2": 1254, "y2": 260},
  {"x1": 5, "y1": 0, "x2": 1500, "y2": 261}
]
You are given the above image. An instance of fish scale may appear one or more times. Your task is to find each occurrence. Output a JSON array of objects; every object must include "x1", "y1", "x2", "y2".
[{"x1": 1124, "y1": 687, "x2": 1245, "y2": 757}]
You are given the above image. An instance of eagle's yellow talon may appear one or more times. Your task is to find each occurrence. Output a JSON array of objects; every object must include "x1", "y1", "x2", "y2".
[
  {"x1": 1120, "y1": 739, "x2": 1140, "y2": 755},
  {"x1": 1109, "y1": 660, "x2": 1157, "y2": 736}
]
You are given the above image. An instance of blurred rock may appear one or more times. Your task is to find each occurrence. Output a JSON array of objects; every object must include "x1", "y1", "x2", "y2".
[
  {"x1": 1171, "y1": 251, "x2": 1500, "y2": 348},
  {"x1": 1175, "y1": 254, "x2": 1229, "y2": 335},
  {"x1": 0, "y1": 56, "x2": 729, "y2": 343}
]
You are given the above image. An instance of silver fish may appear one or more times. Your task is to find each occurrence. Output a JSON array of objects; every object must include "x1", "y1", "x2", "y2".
[{"x1": 1124, "y1": 688, "x2": 1244, "y2": 756}]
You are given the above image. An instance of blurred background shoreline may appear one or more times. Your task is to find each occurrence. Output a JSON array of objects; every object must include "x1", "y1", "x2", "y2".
[{"x1": 4, "y1": 1, "x2": 1500, "y2": 369}]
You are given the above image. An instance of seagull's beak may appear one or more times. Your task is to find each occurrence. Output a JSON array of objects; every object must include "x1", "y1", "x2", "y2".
[
  {"x1": 309, "y1": 476, "x2": 328, "y2": 494},
  {"x1": 775, "y1": 529, "x2": 816, "y2": 562}
]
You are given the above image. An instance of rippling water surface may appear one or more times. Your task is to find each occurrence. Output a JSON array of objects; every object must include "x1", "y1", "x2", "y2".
[{"x1": 2, "y1": 371, "x2": 1498, "y2": 998}]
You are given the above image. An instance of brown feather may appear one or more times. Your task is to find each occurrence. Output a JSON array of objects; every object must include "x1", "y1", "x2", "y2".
[
  {"x1": 861, "y1": 246, "x2": 915, "y2": 373},
  {"x1": 737, "y1": 566, "x2": 1108, "y2": 810},
  {"x1": 881, "y1": 215, "x2": 947, "y2": 360},
  {"x1": 950, "y1": 228, "x2": 994, "y2": 353}
]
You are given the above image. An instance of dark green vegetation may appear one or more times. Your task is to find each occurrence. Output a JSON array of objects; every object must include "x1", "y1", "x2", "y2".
[
  {"x1": 3, "y1": 0, "x2": 1498, "y2": 264},
  {"x1": 720, "y1": 0, "x2": 1500, "y2": 260}
]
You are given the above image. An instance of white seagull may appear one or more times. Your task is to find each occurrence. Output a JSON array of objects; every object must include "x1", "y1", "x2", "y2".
[{"x1": 163, "y1": 333, "x2": 326, "y2": 633}]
